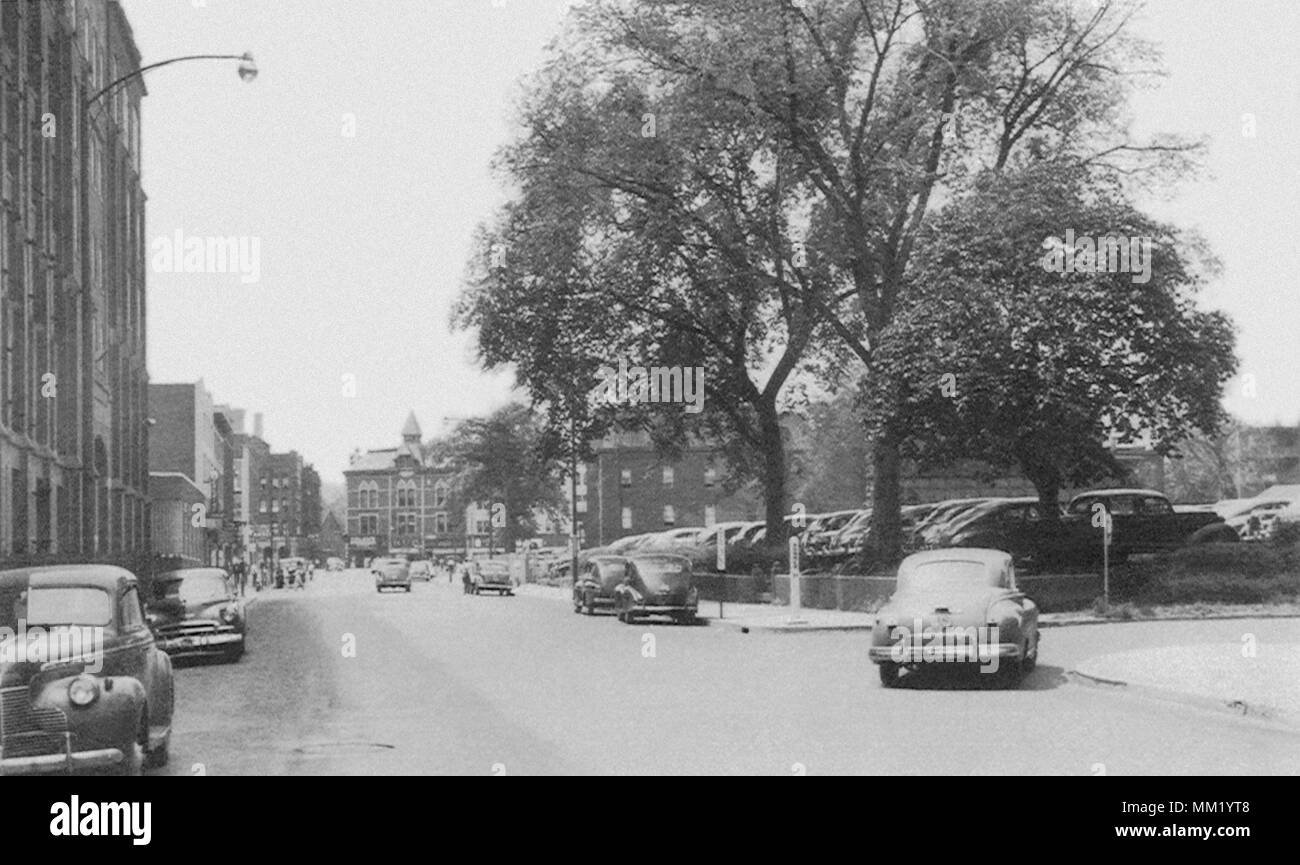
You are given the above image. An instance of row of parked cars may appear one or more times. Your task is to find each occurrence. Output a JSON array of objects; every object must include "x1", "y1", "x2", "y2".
[
  {"x1": 571, "y1": 487, "x2": 1241, "y2": 579},
  {"x1": 0, "y1": 563, "x2": 252, "y2": 776}
]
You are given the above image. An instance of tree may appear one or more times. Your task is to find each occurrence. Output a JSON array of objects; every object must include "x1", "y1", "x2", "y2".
[
  {"x1": 445, "y1": 404, "x2": 564, "y2": 553},
  {"x1": 861, "y1": 166, "x2": 1237, "y2": 513},
  {"x1": 578, "y1": 0, "x2": 1200, "y2": 560},
  {"x1": 455, "y1": 21, "x2": 828, "y2": 548}
]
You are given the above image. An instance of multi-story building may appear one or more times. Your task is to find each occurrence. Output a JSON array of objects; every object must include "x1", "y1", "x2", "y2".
[
  {"x1": 148, "y1": 380, "x2": 223, "y2": 564},
  {"x1": 0, "y1": 0, "x2": 149, "y2": 569},
  {"x1": 218, "y1": 406, "x2": 269, "y2": 566},
  {"x1": 578, "y1": 431, "x2": 761, "y2": 548},
  {"x1": 344, "y1": 412, "x2": 462, "y2": 565},
  {"x1": 260, "y1": 450, "x2": 303, "y2": 558}
]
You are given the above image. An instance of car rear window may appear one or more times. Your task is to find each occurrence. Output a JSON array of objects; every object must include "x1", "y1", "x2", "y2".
[{"x1": 899, "y1": 560, "x2": 1003, "y2": 592}]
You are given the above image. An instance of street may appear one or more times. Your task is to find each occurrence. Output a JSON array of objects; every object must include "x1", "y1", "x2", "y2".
[{"x1": 152, "y1": 570, "x2": 1300, "y2": 776}]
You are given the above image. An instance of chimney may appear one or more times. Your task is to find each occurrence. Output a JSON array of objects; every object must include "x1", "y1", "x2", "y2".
[{"x1": 254, "y1": 412, "x2": 264, "y2": 439}]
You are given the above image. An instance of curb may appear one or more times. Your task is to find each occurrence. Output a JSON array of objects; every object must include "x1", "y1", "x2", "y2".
[
  {"x1": 1041, "y1": 612, "x2": 1300, "y2": 629},
  {"x1": 1069, "y1": 667, "x2": 1300, "y2": 731},
  {"x1": 705, "y1": 617, "x2": 874, "y2": 634}
]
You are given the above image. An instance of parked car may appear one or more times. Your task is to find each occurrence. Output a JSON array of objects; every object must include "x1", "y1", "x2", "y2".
[
  {"x1": 471, "y1": 560, "x2": 514, "y2": 596},
  {"x1": 145, "y1": 568, "x2": 247, "y2": 662},
  {"x1": 373, "y1": 557, "x2": 412, "y2": 593},
  {"x1": 684, "y1": 521, "x2": 757, "y2": 573},
  {"x1": 572, "y1": 554, "x2": 629, "y2": 615},
  {"x1": 641, "y1": 526, "x2": 710, "y2": 551},
  {"x1": 802, "y1": 510, "x2": 865, "y2": 560},
  {"x1": 612, "y1": 553, "x2": 698, "y2": 625},
  {"x1": 909, "y1": 498, "x2": 997, "y2": 550},
  {"x1": 868, "y1": 549, "x2": 1039, "y2": 688},
  {"x1": 409, "y1": 560, "x2": 434, "y2": 581},
  {"x1": 1222, "y1": 500, "x2": 1292, "y2": 541},
  {"x1": 0, "y1": 565, "x2": 174, "y2": 775},
  {"x1": 1062, "y1": 489, "x2": 1238, "y2": 558}
]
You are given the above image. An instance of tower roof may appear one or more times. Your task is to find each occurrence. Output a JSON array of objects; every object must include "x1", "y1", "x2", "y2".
[{"x1": 401, "y1": 411, "x2": 421, "y2": 439}]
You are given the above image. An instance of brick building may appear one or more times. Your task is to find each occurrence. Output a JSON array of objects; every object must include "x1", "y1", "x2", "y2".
[
  {"x1": 0, "y1": 0, "x2": 150, "y2": 569},
  {"x1": 576, "y1": 431, "x2": 761, "y2": 548},
  {"x1": 344, "y1": 412, "x2": 463, "y2": 565}
]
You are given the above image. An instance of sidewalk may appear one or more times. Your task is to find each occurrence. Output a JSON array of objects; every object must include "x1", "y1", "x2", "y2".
[{"x1": 1072, "y1": 643, "x2": 1300, "y2": 729}]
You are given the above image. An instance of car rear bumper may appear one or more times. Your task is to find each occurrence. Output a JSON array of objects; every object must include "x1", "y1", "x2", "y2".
[
  {"x1": 1, "y1": 745, "x2": 124, "y2": 776},
  {"x1": 869, "y1": 642, "x2": 1022, "y2": 664}
]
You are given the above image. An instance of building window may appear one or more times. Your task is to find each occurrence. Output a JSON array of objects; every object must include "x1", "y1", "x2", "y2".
[
  {"x1": 433, "y1": 481, "x2": 448, "y2": 508},
  {"x1": 272, "y1": 499, "x2": 280, "y2": 513},
  {"x1": 360, "y1": 515, "x2": 378, "y2": 534},
  {"x1": 704, "y1": 467, "x2": 717, "y2": 487},
  {"x1": 663, "y1": 505, "x2": 676, "y2": 526},
  {"x1": 704, "y1": 505, "x2": 716, "y2": 526},
  {"x1": 662, "y1": 466, "x2": 674, "y2": 487},
  {"x1": 434, "y1": 512, "x2": 449, "y2": 534},
  {"x1": 620, "y1": 469, "x2": 632, "y2": 487},
  {"x1": 259, "y1": 499, "x2": 267, "y2": 514},
  {"x1": 621, "y1": 507, "x2": 633, "y2": 530}
]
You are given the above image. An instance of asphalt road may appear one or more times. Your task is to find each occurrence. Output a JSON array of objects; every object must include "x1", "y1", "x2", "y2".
[{"x1": 151, "y1": 569, "x2": 1300, "y2": 775}]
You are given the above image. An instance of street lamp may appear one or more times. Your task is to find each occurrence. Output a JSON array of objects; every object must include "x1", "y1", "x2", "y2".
[{"x1": 86, "y1": 52, "x2": 257, "y2": 106}]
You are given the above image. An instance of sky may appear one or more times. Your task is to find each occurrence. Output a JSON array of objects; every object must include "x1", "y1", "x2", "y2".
[{"x1": 122, "y1": 0, "x2": 1300, "y2": 484}]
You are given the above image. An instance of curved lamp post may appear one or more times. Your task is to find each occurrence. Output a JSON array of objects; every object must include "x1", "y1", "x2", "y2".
[{"x1": 86, "y1": 51, "x2": 257, "y2": 106}]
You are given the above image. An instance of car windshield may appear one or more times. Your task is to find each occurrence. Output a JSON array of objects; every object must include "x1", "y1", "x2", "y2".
[
  {"x1": 178, "y1": 573, "x2": 229, "y2": 604},
  {"x1": 1, "y1": 585, "x2": 114, "y2": 628},
  {"x1": 898, "y1": 560, "x2": 1004, "y2": 593},
  {"x1": 479, "y1": 563, "x2": 510, "y2": 576}
]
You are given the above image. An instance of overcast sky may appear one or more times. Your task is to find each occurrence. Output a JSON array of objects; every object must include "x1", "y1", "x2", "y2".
[{"x1": 122, "y1": 0, "x2": 1300, "y2": 484}]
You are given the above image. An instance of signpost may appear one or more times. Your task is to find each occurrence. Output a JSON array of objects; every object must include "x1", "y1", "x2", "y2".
[
  {"x1": 787, "y1": 536, "x2": 806, "y2": 625},
  {"x1": 716, "y1": 529, "x2": 727, "y2": 619}
]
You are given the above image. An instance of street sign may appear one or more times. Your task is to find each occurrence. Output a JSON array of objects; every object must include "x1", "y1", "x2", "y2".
[{"x1": 787, "y1": 536, "x2": 806, "y2": 625}]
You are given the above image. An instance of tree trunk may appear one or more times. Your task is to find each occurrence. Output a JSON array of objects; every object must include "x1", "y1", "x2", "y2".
[{"x1": 870, "y1": 428, "x2": 902, "y2": 565}]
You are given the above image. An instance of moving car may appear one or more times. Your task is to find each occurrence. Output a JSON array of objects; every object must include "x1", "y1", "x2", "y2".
[
  {"x1": 409, "y1": 560, "x2": 434, "y2": 581},
  {"x1": 612, "y1": 553, "x2": 698, "y2": 625},
  {"x1": 471, "y1": 560, "x2": 514, "y2": 596},
  {"x1": 572, "y1": 554, "x2": 629, "y2": 614},
  {"x1": 146, "y1": 568, "x2": 247, "y2": 662},
  {"x1": 0, "y1": 565, "x2": 174, "y2": 775},
  {"x1": 868, "y1": 549, "x2": 1039, "y2": 689},
  {"x1": 373, "y1": 557, "x2": 412, "y2": 593}
]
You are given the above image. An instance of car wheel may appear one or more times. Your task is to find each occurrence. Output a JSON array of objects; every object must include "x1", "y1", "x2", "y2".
[
  {"x1": 622, "y1": 607, "x2": 637, "y2": 625},
  {"x1": 1022, "y1": 635, "x2": 1038, "y2": 674},
  {"x1": 583, "y1": 589, "x2": 596, "y2": 616},
  {"x1": 225, "y1": 641, "x2": 245, "y2": 663},
  {"x1": 405, "y1": 585, "x2": 412, "y2": 593},
  {"x1": 144, "y1": 732, "x2": 171, "y2": 770},
  {"x1": 116, "y1": 718, "x2": 145, "y2": 776},
  {"x1": 676, "y1": 612, "x2": 696, "y2": 626},
  {"x1": 572, "y1": 593, "x2": 582, "y2": 614},
  {"x1": 878, "y1": 663, "x2": 901, "y2": 688}
]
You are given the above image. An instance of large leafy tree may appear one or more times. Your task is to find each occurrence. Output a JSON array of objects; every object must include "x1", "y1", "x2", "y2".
[
  {"x1": 577, "y1": 0, "x2": 1199, "y2": 559},
  {"x1": 863, "y1": 166, "x2": 1237, "y2": 512},
  {"x1": 455, "y1": 24, "x2": 828, "y2": 546}
]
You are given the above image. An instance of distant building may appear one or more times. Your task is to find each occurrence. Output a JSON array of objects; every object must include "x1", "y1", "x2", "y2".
[
  {"x1": 318, "y1": 511, "x2": 346, "y2": 560},
  {"x1": 577, "y1": 431, "x2": 761, "y2": 548},
  {"x1": 344, "y1": 412, "x2": 463, "y2": 565},
  {"x1": 149, "y1": 473, "x2": 206, "y2": 570},
  {"x1": 149, "y1": 381, "x2": 229, "y2": 566}
]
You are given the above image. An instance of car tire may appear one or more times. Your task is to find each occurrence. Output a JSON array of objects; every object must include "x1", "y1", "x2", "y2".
[
  {"x1": 572, "y1": 594, "x2": 582, "y2": 614},
  {"x1": 144, "y1": 732, "x2": 171, "y2": 770},
  {"x1": 1022, "y1": 635, "x2": 1038, "y2": 674},
  {"x1": 878, "y1": 663, "x2": 901, "y2": 688},
  {"x1": 676, "y1": 612, "x2": 696, "y2": 626},
  {"x1": 405, "y1": 585, "x2": 412, "y2": 593},
  {"x1": 225, "y1": 642, "x2": 245, "y2": 663},
  {"x1": 116, "y1": 718, "x2": 145, "y2": 776},
  {"x1": 583, "y1": 589, "x2": 596, "y2": 616}
]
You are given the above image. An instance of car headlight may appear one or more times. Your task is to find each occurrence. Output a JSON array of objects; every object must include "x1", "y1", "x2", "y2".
[
  {"x1": 687, "y1": 586, "x2": 699, "y2": 603},
  {"x1": 68, "y1": 676, "x2": 99, "y2": 707}
]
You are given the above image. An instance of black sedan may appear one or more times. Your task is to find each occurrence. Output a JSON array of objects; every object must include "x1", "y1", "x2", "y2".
[{"x1": 146, "y1": 567, "x2": 247, "y2": 662}]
